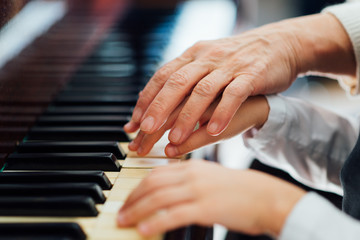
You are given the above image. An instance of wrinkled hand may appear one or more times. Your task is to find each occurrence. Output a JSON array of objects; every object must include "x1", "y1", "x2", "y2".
[
  {"x1": 124, "y1": 13, "x2": 355, "y2": 145},
  {"x1": 129, "y1": 96, "x2": 269, "y2": 157},
  {"x1": 117, "y1": 160, "x2": 305, "y2": 237},
  {"x1": 125, "y1": 22, "x2": 300, "y2": 143}
]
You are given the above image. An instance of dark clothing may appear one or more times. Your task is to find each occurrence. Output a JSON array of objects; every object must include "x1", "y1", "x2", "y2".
[{"x1": 341, "y1": 131, "x2": 360, "y2": 220}]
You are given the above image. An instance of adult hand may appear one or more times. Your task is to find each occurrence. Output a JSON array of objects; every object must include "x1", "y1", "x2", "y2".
[
  {"x1": 117, "y1": 160, "x2": 306, "y2": 237},
  {"x1": 129, "y1": 96, "x2": 269, "y2": 157},
  {"x1": 124, "y1": 13, "x2": 355, "y2": 145}
]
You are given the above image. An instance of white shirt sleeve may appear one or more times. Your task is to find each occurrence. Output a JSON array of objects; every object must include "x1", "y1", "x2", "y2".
[
  {"x1": 243, "y1": 95, "x2": 359, "y2": 195},
  {"x1": 279, "y1": 192, "x2": 360, "y2": 240},
  {"x1": 322, "y1": 2, "x2": 360, "y2": 95}
]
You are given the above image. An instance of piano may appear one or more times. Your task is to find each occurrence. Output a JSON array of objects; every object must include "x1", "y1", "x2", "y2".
[{"x1": 0, "y1": 0, "x2": 236, "y2": 239}]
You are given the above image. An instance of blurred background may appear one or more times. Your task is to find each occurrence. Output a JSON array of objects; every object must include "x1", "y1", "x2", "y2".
[{"x1": 0, "y1": 0, "x2": 357, "y2": 240}]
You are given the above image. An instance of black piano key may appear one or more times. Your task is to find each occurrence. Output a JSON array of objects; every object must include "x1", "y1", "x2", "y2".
[
  {"x1": 44, "y1": 106, "x2": 133, "y2": 116},
  {"x1": 0, "y1": 171, "x2": 112, "y2": 190},
  {"x1": 0, "y1": 222, "x2": 86, "y2": 240},
  {"x1": 27, "y1": 126, "x2": 130, "y2": 141},
  {"x1": 53, "y1": 95, "x2": 138, "y2": 106},
  {"x1": 5, "y1": 152, "x2": 121, "y2": 171},
  {"x1": 0, "y1": 183, "x2": 105, "y2": 203},
  {"x1": 0, "y1": 196, "x2": 98, "y2": 216},
  {"x1": 17, "y1": 141, "x2": 126, "y2": 159},
  {"x1": 36, "y1": 115, "x2": 130, "y2": 126}
]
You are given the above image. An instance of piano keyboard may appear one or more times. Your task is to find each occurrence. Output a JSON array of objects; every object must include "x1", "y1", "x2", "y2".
[{"x1": 0, "y1": 1, "x2": 183, "y2": 239}]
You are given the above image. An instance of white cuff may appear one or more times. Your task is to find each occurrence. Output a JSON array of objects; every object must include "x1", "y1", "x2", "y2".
[
  {"x1": 323, "y1": 2, "x2": 360, "y2": 95},
  {"x1": 280, "y1": 192, "x2": 360, "y2": 240},
  {"x1": 243, "y1": 94, "x2": 286, "y2": 147}
]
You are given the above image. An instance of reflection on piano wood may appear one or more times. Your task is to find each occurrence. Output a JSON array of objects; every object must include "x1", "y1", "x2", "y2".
[{"x1": 0, "y1": 0, "x2": 183, "y2": 239}]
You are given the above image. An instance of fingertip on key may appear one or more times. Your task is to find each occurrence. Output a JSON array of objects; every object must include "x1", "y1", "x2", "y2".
[
  {"x1": 128, "y1": 141, "x2": 139, "y2": 151},
  {"x1": 124, "y1": 121, "x2": 140, "y2": 133},
  {"x1": 137, "y1": 146, "x2": 146, "y2": 156},
  {"x1": 124, "y1": 122, "x2": 132, "y2": 132}
]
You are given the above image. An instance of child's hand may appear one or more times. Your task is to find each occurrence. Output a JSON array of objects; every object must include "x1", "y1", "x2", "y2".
[{"x1": 117, "y1": 160, "x2": 305, "y2": 237}]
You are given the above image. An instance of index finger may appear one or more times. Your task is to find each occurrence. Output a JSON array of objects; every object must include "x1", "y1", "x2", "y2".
[
  {"x1": 120, "y1": 164, "x2": 186, "y2": 210},
  {"x1": 139, "y1": 61, "x2": 211, "y2": 134},
  {"x1": 130, "y1": 56, "x2": 192, "y2": 126}
]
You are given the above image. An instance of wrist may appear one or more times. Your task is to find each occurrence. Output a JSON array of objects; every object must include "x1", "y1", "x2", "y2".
[
  {"x1": 252, "y1": 96, "x2": 270, "y2": 130},
  {"x1": 289, "y1": 14, "x2": 356, "y2": 77},
  {"x1": 260, "y1": 177, "x2": 306, "y2": 236}
]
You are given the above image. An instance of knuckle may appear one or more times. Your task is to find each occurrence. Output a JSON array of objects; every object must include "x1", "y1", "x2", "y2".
[
  {"x1": 178, "y1": 110, "x2": 193, "y2": 123},
  {"x1": 209, "y1": 46, "x2": 226, "y2": 58},
  {"x1": 193, "y1": 80, "x2": 216, "y2": 97},
  {"x1": 167, "y1": 71, "x2": 189, "y2": 90},
  {"x1": 254, "y1": 61, "x2": 268, "y2": 73},
  {"x1": 224, "y1": 84, "x2": 241, "y2": 98},
  {"x1": 137, "y1": 91, "x2": 151, "y2": 106},
  {"x1": 255, "y1": 35, "x2": 271, "y2": 46},
  {"x1": 149, "y1": 99, "x2": 167, "y2": 115},
  {"x1": 176, "y1": 54, "x2": 192, "y2": 63},
  {"x1": 225, "y1": 80, "x2": 252, "y2": 98},
  {"x1": 241, "y1": 79, "x2": 256, "y2": 95},
  {"x1": 247, "y1": 62, "x2": 268, "y2": 79},
  {"x1": 154, "y1": 65, "x2": 173, "y2": 83},
  {"x1": 191, "y1": 40, "x2": 208, "y2": 51},
  {"x1": 216, "y1": 106, "x2": 233, "y2": 118}
]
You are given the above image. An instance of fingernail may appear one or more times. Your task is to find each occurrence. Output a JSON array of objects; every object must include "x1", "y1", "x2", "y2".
[
  {"x1": 166, "y1": 145, "x2": 178, "y2": 157},
  {"x1": 208, "y1": 122, "x2": 219, "y2": 135},
  {"x1": 138, "y1": 223, "x2": 150, "y2": 235},
  {"x1": 132, "y1": 108, "x2": 143, "y2": 123},
  {"x1": 124, "y1": 122, "x2": 132, "y2": 130},
  {"x1": 140, "y1": 116, "x2": 155, "y2": 132},
  {"x1": 169, "y1": 128, "x2": 182, "y2": 144}
]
